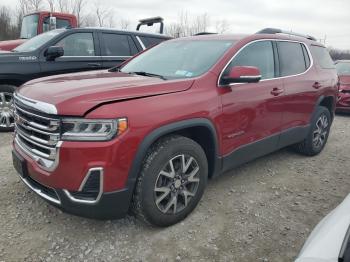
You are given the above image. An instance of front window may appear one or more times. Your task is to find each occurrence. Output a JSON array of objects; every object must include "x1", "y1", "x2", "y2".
[
  {"x1": 20, "y1": 14, "x2": 39, "y2": 39},
  {"x1": 336, "y1": 62, "x2": 350, "y2": 76},
  {"x1": 121, "y1": 40, "x2": 234, "y2": 79},
  {"x1": 14, "y1": 30, "x2": 64, "y2": 53},
  {"x1": 55, "y1": 33, "x2": 95, "y2": 56}
]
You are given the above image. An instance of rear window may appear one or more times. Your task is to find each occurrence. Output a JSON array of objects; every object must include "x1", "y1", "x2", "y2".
[
  {"x1": 311, "y1": 46, "x2": 335, "y2": 69},
  {"x1": 277, "y1": 42, "x2": 309, "y2": 76},
  {"x1": 139, "y1": 36, "x2": 165, "y2": 48}
]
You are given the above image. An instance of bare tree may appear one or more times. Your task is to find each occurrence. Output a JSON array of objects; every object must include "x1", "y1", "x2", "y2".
[
  {"x1": 72, "y1": 0, "x2": 86, "y2": 26},
  {"x1": 94, "y1": 2, "x2": 112, "y2": 27},
  {"x1": 165, "y1": 11, "x2": 211, "y2": 37},
  {"x1": 328, "y1": 48, "x2": 350, "y2": 61},
  {"x1": 46, "y1": 0, "x2": 55, "y2": 12},
  {"x1": 57, "y1": 0, "x2": 68, "y2": 12},
  {"x1": 119, "y1": 18, "x2": 130, "y2": 30},
  {"x1": 27, "y1": 0, "x2": 44, "y2": 11},
  {"x1": 215, "y1": 19, "x2": 230, "y2": 34},
  {"x1": 0, "y1": 6, "x2": 20, "y2": 40}
]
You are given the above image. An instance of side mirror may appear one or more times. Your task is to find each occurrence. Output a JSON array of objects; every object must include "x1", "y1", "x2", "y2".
[
  {"x1": 222, "y1": 66, "x2": 261, "y2": 85},
  {"x1": 49, "y1": 16, "x2": 57, "y2": 30},
  {"x1": 45, "y1": 46, "x2": 64, "y2": 61}
]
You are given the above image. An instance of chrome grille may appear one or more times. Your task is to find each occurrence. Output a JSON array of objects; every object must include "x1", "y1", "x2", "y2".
[{"x1": 14, "y1": 93, "x2": 61, "y2": 171}]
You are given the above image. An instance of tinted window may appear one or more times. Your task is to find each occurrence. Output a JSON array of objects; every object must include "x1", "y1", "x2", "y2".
[
  {"x1": 56, "y1": 33, "x2": 95, "y2": 56},
  {"x1": 121, "y1": 40, "x2": 234, "y2": 79},
  {"x1": 14, "y1": 30, "x2": 64, "y2": 52},
  {"x1": 336, "y1": 62, "x2": 350, "y2": 75},
  {"x1": 301, "y1": 44, "x2": 311, "y2": 69},
  {"x1": 128, "y1": 37, "x2": 139, "y2": 55},
  {"x1": 278, "y1": 42, "x2": 307, "y2": 76},
  {"x1": 20, "y1": 14, "x2": 39, "y2": 39},
  {"x1": 43, "y1": 18, "x2": 71, "y2": 32},
  {"x1": 101, "y1": 34, "x2": 131, "y2": 56},
  {"x1": 224, "y1": 41, "x2": 275, "y2": 80},
  {"x1": 139, "y1": 36, "x2": 165, "y2": 48},
  {"x1": 311, "y1": 46, "x2": 335, "y2": 69}
]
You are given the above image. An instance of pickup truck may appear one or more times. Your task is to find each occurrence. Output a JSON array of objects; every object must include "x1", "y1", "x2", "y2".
[{"x1": 0, "y1": 28, "x2": 171, "y2": 131}]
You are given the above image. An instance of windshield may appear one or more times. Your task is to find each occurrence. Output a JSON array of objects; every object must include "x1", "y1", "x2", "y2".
[
  {"x1": 20, "y1": 14, "x2": 39, "y2": 39},
  {"x1": 14, "y1": 30, "x2": 64, "y2": 53},
  {"x1": 121, "y1": 40, "x2": 234, "y2": 79},
  {"x1": 336, "y1": 62, "x2": 350, "y2": 76}
]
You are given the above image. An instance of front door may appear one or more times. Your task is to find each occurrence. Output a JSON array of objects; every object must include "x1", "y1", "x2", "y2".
[
  {"x1": 39, "y1": 31, "x2": 102, "y2": 77},
  {"x1": 218, "y1": 40, "x2": 284, "y2": 171}
]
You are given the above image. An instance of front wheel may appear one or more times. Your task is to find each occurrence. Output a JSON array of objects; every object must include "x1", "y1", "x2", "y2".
[
  {"x1": 132, "y1": 135, "x2": 208, "y2": 227},
  {"x1": 0, "y1": 85, "x2": 16, "y2": 132},
  {"x1": 293, "y1": 106, "x2": 331, "y2": 156}
]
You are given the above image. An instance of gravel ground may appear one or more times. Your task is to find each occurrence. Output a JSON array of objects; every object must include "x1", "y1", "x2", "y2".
[{"x1": 0, "y1": 115, "x2": 349, "y2": 262}]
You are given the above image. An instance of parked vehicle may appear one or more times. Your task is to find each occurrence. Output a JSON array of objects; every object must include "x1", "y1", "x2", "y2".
[
  {"x1": 12, "y1": 28, "x2": 338, "y2": 227},
  {"x1": 0, "y1": 11, "x2": 77, "y2": 51},
  {"x1": 335, "y1": 60, "x2": 350, "y2": 113},
  {"x1": 0, "y1": 28, "x2": 171, "y2": 131},
  {"x1": 296, "y1": 194, "x2": 350, "y2": 262}
]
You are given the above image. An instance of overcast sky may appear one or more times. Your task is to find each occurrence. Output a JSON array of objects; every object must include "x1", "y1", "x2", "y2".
[{"x1": 2, "y1": 0, "x2": 350, "y2": 49}]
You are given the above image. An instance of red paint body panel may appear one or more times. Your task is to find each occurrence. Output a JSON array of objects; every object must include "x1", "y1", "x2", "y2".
[
  {"x1": 337, "y1": 76, "x2": 350, "y2": 112},
  {"x1": 13, "y1": 33, "x2": 338, "y2": 214}
]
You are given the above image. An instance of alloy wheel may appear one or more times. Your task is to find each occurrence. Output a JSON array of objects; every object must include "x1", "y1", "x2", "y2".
[
  {"x1": 312, "y1": 114, "x2": 329, "y2": 149},
  {"x1": 0, "y1": 92, "x2": 15, "y2": 128},
  {"x1": 154, "y1": 154, "x2": 200, "y2": 214}
]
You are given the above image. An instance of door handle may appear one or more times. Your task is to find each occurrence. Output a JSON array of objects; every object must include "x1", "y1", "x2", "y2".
[
  {"x1": 88, "y1": 63, "x2": 101, "y2": 67},
  {"x1": 312, "y1": 82, "x2": 322, "y2": 89},
  {"x1": 270, "y1": 87, "x2": 284, "y2": 96}
]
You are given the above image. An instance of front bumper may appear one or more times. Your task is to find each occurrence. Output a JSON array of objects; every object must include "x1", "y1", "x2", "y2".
[{"x1": 12, "y1": 136, "x2": 135, "y2": 219}]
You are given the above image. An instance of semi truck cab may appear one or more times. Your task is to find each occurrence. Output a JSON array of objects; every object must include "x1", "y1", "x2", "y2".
[{"x1": 0, "y1": 11, "x2": 77, "y2": 51}]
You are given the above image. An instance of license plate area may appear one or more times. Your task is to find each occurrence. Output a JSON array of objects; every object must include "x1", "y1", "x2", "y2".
[{"x1": 12, "y1": 150, "x2": 28, "y2": 178}]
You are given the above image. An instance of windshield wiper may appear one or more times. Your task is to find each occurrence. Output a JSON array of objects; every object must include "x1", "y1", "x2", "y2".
[{"x1": 128, "y1": 71, "x2": 167, "y2": 80}]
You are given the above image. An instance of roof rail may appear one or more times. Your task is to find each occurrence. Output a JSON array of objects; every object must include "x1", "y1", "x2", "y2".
[
  {"x1": 136, "y1": 17, "x2": 164, "y2": 34},
  {"x1": 256, "y1": 28, "x2": 317, "y2": 41},
  {"x1": 194, "y1": 32, "x2": 217, "y2": 36}
]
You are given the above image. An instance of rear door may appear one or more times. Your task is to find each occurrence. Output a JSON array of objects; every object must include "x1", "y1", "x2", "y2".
[
  {"x1": 276, "y1": 41, "x2": 321, "y2": 146},
  {"x1": 99, "y1": 32, "x2": 139, "y2": 69},
  {"x1": 39, "y1": 30, "x2": 102, "y2": 76}
]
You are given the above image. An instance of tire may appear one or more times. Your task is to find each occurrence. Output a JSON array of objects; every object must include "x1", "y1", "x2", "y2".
[
  {"x1": 132, "y1": 135, "x2": 208, "y2": 227},
  {"x1": 0, "y1": 85, "x2": 16, "y2": 132},
  {"x1": 293, "y1": 106, "x2": 331, "y2": 156}
]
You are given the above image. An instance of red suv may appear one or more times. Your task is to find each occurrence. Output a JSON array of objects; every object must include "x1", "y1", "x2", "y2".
[
  {"x1": 12, "y1": 28, "x2": 338, "y2": 226},
  {"x1": 335, "y1": 60, "x2": 350, "y2": 112}
]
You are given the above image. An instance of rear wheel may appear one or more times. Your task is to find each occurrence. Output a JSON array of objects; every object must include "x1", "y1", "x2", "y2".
[
  {"x1": 132, "y1": 135, "x2": 208, "y2": 227},
  {"x1": 293, "y1": 106, "x2": 331, "y2": 156},
  {"x1": 0, "y1": 85, "x2": 16, "y2": 132}
]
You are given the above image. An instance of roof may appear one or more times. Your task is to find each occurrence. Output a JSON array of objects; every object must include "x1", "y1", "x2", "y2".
[
  {"x1": 81, "y1": 27, "x2": 171, "y2": 38},
  {"x1": 336, "y1": 60, "x2": 350, "y2": 63}
]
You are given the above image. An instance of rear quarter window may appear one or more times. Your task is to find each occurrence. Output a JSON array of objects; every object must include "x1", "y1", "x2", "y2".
[{"x1": 310, "y1": 46, "x2": 335, "y2": 69}]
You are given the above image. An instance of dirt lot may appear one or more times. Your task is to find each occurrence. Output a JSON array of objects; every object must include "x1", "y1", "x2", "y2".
[{"x1": 0, "y1": 115, "x2": 349, "y2": 262}]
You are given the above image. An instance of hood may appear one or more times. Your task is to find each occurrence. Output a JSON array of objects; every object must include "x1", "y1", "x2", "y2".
[
  {"x1": 0, "y1": 39, "x2": 26, "y2": 51},
  {"x1": 18, "y1": 70, "x2": 194, "y2": 116},
  {"x1": 296, "y1": 194, "x2": 350, "y2": 262}
]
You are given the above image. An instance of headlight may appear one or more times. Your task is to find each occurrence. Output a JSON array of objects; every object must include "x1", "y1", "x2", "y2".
[{"x1": 61, "y1": 118, "x2": 128, "y2": 141}]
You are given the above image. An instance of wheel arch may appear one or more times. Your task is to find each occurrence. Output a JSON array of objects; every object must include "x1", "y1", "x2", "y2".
[
  {"x1": 126, "y1": 118, "x2": 221, "y2": 192},
  {"x1": 315, "y1": 95, "x2": 335, "y2": 121},
  {"x1": 0, "y1": 78, "x2": 24, "y2": 87}
]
